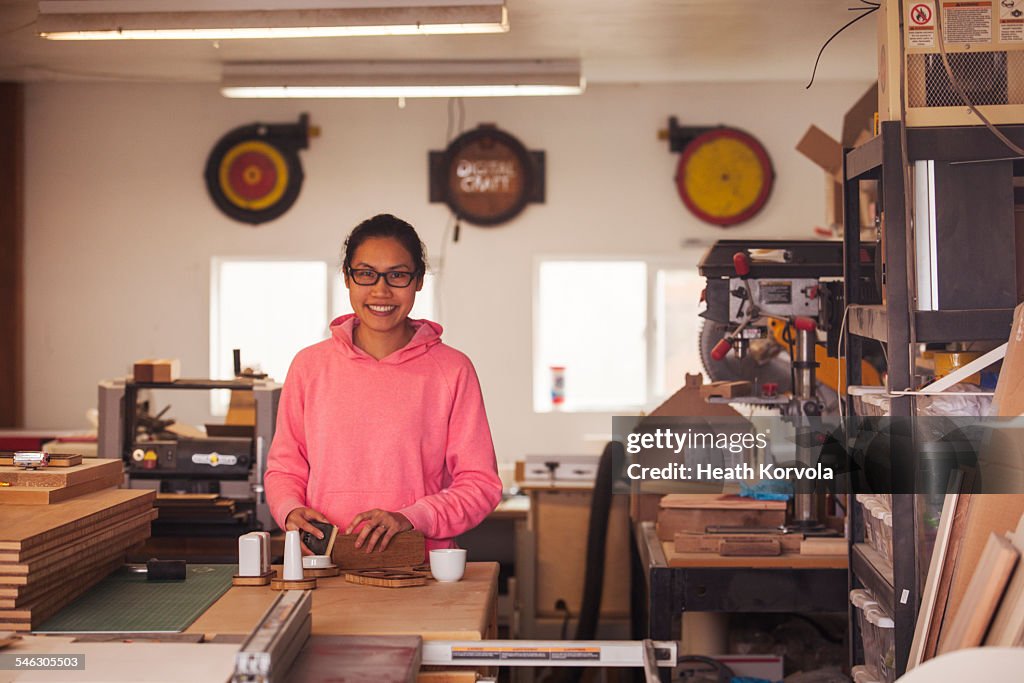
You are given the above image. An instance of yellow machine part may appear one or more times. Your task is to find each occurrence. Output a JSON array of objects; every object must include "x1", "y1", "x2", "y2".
[{"x1": 766, "y1": 319, "x2": 882, "y2": 391}]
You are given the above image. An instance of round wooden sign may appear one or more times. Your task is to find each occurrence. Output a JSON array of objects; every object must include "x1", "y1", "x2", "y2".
[{"x1": 442, "y1": 125, "x2": 533, "y2": 226}]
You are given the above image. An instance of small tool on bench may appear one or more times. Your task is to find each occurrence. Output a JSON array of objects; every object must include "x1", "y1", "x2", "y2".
[
  {"x1": 128, "y1": 558, "x2": 187, "y2": 581},
  {"x1": 301, "y1": 520, "x2": 339, "y2": 557},
  {"x1": 10, "y1": 451, "x2": 49, "y2": 470}
]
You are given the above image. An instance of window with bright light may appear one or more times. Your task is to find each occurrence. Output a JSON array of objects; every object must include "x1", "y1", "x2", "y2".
[
  {"x1": 210, "y1": 259, "x2": 330, "y2": 415},
  {"x1": 534, "y1": 257, "x2": 706, "y2": 413}
]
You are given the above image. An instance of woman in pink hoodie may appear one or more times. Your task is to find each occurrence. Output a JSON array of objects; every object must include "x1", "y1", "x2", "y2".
[{"x1": 264, "y1": 214, "x2": 503, "y2": 554}]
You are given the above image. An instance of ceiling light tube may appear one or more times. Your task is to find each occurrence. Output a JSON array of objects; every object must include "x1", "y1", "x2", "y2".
[
  {"x1": 220, "y1": 60, "x2": 586, "y2": 98},
  {"x1": 38, "y1": 1, "x2": 508, "y2": 40}
]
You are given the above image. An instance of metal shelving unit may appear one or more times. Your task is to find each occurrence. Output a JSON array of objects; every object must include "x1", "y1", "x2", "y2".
[{"x1": 841, "y1": 120, "x2": 1018, "y2": 677}]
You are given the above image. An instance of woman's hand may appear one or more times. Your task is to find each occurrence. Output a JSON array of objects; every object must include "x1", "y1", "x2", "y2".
[
  {"x1": 284, "y1": 506, "x2": 331, "y2": 555},
  {"x1": 345, "y1": 509, "x2": 413, "y2": 553}
]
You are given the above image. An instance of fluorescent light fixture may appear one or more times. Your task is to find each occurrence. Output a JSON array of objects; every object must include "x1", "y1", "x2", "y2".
[
  {"x1": 38, "y1": 1, "x2": 508, "y2": 40},
  {"x1": 220, "y1": 60, "x2": 586, "y2": 98}
]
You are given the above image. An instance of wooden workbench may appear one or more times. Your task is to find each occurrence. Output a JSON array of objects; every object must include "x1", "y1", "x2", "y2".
[{"x1": 187, "y1": 562, "x2": 499, "y2": 641}]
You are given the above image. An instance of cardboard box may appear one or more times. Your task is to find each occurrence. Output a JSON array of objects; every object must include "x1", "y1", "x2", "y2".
[
  {"x1": 796, "y1": 83, "x2": 879, "y2": 234},
  {"x1": 132, "y1": 358, "x2": 180, "y2": 383},
  {"x1": 630, "y1": 374, "x2": 739, "y2": 522}
]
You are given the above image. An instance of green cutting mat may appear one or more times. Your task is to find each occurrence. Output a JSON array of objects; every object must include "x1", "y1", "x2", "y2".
[{"x1": 36, "y1": 564, "x2": 235, "y2": 633}]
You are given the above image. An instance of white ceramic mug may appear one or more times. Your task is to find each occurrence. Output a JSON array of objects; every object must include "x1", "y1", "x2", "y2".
[{"x1": 429, "y1": 548, "x2": 467, "y2": 582}]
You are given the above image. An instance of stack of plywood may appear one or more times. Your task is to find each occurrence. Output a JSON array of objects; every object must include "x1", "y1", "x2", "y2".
[
  {"x1": 0, "y1": 487, "x2": 157, "y2": 630},
  {"x1": 0, "y1": 459, "x2": 123, "y2": 505}
]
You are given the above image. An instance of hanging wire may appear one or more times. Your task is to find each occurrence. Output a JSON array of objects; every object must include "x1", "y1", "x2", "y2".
[
  {"x1": 806, "y1": 1, "x2": 880, "y2": 89},
  {"x1": 933, "y1": 2, "x2": 1024, "y2": 157},
  {"x1": 435, "y1": 98, "x2": 468, "y2": 323}
]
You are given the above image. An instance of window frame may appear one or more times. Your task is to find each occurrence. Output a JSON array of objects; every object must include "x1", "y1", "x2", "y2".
[{"x1": 532, "y1": 251, "x2": 707, "y2": 414}]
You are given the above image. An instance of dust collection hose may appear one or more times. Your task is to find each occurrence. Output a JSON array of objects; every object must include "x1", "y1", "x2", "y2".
[{"x1": 563, "y1": 440, "x2": 620, "y2": 683}]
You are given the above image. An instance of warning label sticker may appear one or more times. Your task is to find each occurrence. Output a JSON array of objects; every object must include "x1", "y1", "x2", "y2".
[
  {"x1": 908, "y1": 2, "x2": 937, "y2": 47},
  {"x1": 942, "y1": 2, "x2": 994, "y2": 44},
  {"x1": 1000, "y1": 0, "x2": 1024, "y2": 42}
]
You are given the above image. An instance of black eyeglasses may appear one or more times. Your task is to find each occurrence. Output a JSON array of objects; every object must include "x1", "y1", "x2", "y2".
[{"x1": 347, "y1": 267, "x2": 420, "y2": 288}]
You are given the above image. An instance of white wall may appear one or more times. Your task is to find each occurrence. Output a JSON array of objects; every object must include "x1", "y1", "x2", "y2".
[{"x1": 23, "y1": 80, "x2": 870, "y2": 467}]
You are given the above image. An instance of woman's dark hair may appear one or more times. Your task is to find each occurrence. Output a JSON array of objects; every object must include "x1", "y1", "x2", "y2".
[{"x1": 342, "y1": 214, "x2": 427, "y2": 275}]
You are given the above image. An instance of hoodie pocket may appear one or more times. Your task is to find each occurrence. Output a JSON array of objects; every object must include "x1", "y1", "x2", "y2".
[{"x1": 321, "y1": 489, "x2": 416, "y2": 528}]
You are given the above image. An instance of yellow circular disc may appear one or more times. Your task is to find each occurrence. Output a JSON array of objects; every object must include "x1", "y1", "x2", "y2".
[
  {"x1": 684, "y1": 138, "x2": 764, "y2": 217},
  {"x1": 218, "y1": 140, "x2": 289, "y2": 211},
  {"x1": 676, "y1": 128, "x2": 773, "y2": 227}
]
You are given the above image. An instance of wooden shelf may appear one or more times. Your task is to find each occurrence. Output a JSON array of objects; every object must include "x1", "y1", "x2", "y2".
[
  {"x1": 852, "y1": 543, "x2": 894, "y2": 611},
  {"x1": 849, "y1": 305, "x2": 1014, "y2": 344}
]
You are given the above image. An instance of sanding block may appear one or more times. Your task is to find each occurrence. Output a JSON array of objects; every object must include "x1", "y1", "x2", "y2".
[{"x1": 301, "y1": 520, "x2": 339, "y2": 556}]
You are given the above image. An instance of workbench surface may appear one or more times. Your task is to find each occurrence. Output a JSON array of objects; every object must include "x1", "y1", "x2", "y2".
[{"x1": 187, "y1": 562, "x2": 498, "y2": 640}]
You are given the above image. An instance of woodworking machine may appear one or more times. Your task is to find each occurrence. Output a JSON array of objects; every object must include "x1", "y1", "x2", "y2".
[{"x1": 97, "y1": 377, "x2": 281, "y2": 531}]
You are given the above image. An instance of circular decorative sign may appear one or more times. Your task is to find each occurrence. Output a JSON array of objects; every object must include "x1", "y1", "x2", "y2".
[
  {"x1": 442, "y1": 125, "x2": 534, "y2": 226},
  {"x1": 204, "y1": 119, "x2": 308, "y2": 225},
  {"x1": 675, "y1": 127, "x2": 774, "y2": 227}
]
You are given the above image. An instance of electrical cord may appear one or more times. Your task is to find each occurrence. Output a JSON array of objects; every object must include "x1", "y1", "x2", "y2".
[
  {"x1": 435, "y1": 97, "x2": 467, "y2": 324},
  {"x1": 806, "y1": 1, "x2": 880, "y2": 89}
]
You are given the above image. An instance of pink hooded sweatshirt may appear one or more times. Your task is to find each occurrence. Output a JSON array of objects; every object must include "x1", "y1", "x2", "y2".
[{"x1": 264, "y1": 314, "x2": 503, "y2": 551}]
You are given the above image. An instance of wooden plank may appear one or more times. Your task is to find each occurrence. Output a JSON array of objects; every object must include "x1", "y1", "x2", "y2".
[
  {"x1": 188, "y1": 562, "x2": 498, "y2": 641},
  {"x1": 699, "y1": 380, "x2": 751, "y2": 400},
  {"x1": 332, "y1": 530, "x2": 425, "y2": 570},
  {"x1": 800, "y1": 537, "x2": 848, "y2": 556},
  {"x1": 0, "y1": 454, "x2": 81, "y2": 467},
  {"x1": 289, "y1": 635, "x2": 422, "y2": 683},
  {"x1": 0, "y1": 488, "x2": 154, "y2": 549},
  {"x1": 6, "y1": 547, "x2": 135, "y2": 607},
  {"x1": 985, "y1": 514, "x2": 1024, "y2": 646},
  {"x1": 0, "y1": 458, "x2": 121, "y2": 489},
  {"x1": 657, "y1": 508, "x2": 786, "y2": 539},
  {"x1": 0, "y1": 500, "x2": 153, "y2": 562},
  {"x1": 909, "y1": 492, "x2": 961, "y2": 669},
  {"x1": 924, "y1": 492, "x2": 973, "y2": 661},
  {"x1": 0, "y1": 556, "x2": 126, "y2": 630},
  {"x1": 945, "y1": 494, "x2": 1024, "y2": 632},
  {"x1": 660, "y1": 494, "x2": 787, "y2": 510},
  {"x1": 938, "y1": 533, "x2": 1020, "y2": 654},
  {"x1": 719, "y1": 539, "x2": 780, "y2": 557},
  {"x1": 663, "y1": 541, "x2": 847, "y2": 569},
  {"x1": 675, "y1": 531, "x2": 803, "y2": 554},
  {"x1": 345, "y1": 570, "x2": 428, "y2": 588},
  {"x1": 0, "y1": 469, "x2": 122, "y2": 505},
  {"x1": 0, "y1": 511, "x2": 154, "y2": 577}
]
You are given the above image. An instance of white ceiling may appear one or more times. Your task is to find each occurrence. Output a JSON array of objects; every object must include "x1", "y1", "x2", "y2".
[{"x1": 0, "y1": 1, "x2": 878, "y2": 85}]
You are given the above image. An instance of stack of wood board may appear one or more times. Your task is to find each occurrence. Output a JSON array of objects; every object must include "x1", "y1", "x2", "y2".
[
  {"x1": 909, "y1": 493, "x2": 1024, "y2": 668},
  {"x1": 674, "y1": 530, "x2": 804, "y2": 554},
  {"x1": 154, "y1": 494, "x2": 237, "y2": 523},
  {"x1": 0, "y1": 459, "x2": 123, "y2": 505},
  {"x1": 657, "y1": 494, "x2": 787, "y2": 541},
  {"x1": 0, "y1": 488, "x2": 157, "y2": 630}
]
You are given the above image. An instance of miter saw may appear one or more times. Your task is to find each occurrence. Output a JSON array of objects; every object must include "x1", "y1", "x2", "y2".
[
  {"x1": 698, "y1": 239, "x2": 881, "y2": 415},
  {"x1": 698, "y1": 239, "x2": 882, "y2": 529}
]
